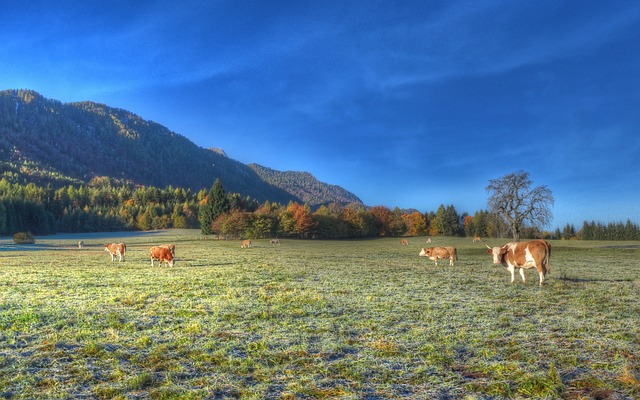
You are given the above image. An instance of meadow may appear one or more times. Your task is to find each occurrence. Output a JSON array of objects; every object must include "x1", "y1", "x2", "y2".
[{"x1": 0, "y1": 230, "x2": 639, "y2": 399}]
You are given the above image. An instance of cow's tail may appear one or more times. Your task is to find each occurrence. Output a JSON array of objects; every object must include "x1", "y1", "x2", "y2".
[
  {"x1": 122, "y1": 243, "x2": 127, "y2": 256},
  {"x1": 544, "y1": 241, "x2": 551, "y2": 275}
]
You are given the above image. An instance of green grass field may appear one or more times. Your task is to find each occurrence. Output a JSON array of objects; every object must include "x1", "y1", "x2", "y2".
[{"x1": 1, "y1": 230, "x2": 639, "y2": 399}]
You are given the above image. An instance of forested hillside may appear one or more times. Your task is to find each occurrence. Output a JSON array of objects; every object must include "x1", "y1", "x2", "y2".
[
  {"x1": 0, "y1": 89, "x2": 359, "y2": 206},
  {"x1": 248, "y1": 164, "x2": 362, "y2": 206}
]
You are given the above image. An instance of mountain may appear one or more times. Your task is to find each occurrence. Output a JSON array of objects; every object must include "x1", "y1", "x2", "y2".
[
  {"x1": 0, "y1": 89, "x2": 362, "y2": 206},
  {"x1": 248, "y1": 164, "x2": 362, "y2": 206}
]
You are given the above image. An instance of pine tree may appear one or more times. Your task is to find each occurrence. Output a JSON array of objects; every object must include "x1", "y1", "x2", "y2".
[{"x1": 199, "y1": 180, "x2": 230, "y2": 235}]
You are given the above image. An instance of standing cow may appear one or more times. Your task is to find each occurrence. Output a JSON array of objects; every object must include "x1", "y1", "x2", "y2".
[
  {"x1": 400, "y1": 239, "x2": 409, "y2": 245},
  {"x1": 104, "y1": 243, "x2": 126, "y2": 262},
  {"x1": 150, "y1": 246, "x2": 174, "y2": 267},
  {"x1": 270, "y1": 239, "x2": 280, "y2": 246},
  {"x1": 78, "y1": 240, "x2": 85, "y2": 249},
  {"x1": 419, "y1": 246, "x2": 458, "y2": 266},
  {"x1": 486, "y1": 240, "x2": 551, "y2": 285},
  {"x1": 241, "y1": 240, "x2": 252, "y2": 248}
]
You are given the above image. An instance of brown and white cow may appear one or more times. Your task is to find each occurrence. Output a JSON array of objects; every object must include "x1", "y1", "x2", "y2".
[
  {"x1": 426, "y1": 238, "x2": 432, "y2": 244},
  {"x1": 486, "y1": 240, "x2": 551, "y2": 285},
  {"x1": 270, "y1": 239, "x2": 280, "y2": 246},
  {"x1": 473, "y1": 235, "x2": 481, "y2": 242},
  {"x1": 241, "y1": 240, "x2": 252, "y2": 248},
  {"x1": 419, "y1": 246, "x2": 458, "y2": 266},
  {"x1": 104, "y1": 243, "x2": 126, "y2": 262},
  {"x1": 400, "y1": 239, "x2": 409, "y2": 245},
  {"x1": 78, "y1": 240, "x2": 85, "y2": 249},
  {"x1": 150, "y1": 246, "x2": 174, "y2": 267},
  {"x1": 160, "y1": 244, "x2": 175, "y2": 256}
]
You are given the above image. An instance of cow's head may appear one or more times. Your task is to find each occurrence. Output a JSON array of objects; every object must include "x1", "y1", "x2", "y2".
[
  {"x1": 418, "y1": 248, "x2": 431, "y2": 257},
  {"x1": 486, "y1": 244, "x2": 508, "y2": 264}
]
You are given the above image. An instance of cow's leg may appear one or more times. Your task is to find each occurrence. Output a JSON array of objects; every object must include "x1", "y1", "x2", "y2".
[
  {"x1": 111, "y1": 253, "x2": 115, "y2": 262},
  {"x1": 151, "y1": 258, "x2": 155, "y2": 267},
  {"x1": 508, "y1": 265, "x2": 515, "y2": 282},
  {"x1": 538, "y1": 270, "x2": 545, "y2": 285},
  {"x1": 519, "y1": 268, "x2": 526, "y2": 283}
]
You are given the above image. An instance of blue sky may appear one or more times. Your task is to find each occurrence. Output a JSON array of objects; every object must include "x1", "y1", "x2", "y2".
[{"x1": 2, "y1": 1, "x2": 640, "y2": 228}]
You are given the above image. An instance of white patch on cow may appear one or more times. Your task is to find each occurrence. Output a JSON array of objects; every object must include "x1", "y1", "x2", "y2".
[{"x1": 524, "y1": 247, "x2": 537, "y2": 269}]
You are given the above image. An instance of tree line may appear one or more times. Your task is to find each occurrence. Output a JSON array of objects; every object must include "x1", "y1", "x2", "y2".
[{"x1": 0, "y1": 177, "x2": 638, "y2": 240}]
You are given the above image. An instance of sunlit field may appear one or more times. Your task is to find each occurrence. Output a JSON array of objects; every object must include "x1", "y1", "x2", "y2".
[{"x1": 1, "y1": 230, "x2": 639, "y2": 399}]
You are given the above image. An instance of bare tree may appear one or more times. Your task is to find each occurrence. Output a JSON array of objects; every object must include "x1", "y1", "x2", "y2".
[{"x1": 486, "y1": 170, "x2": 554, "y2": 241}]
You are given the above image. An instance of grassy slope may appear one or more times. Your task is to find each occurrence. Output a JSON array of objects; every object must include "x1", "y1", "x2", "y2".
[{"x1": 0, "y1": 232, "x2": 639, "y2": 399}]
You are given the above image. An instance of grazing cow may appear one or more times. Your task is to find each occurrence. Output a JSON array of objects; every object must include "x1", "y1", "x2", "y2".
[
  {"x1": 78, "y1": 240, "x2": 84, "y2": 249},
  {"x1": 400, "y1": 239, "x2": 409, "y2": 245},
  {"x1": 486, "y1": 240, "x2": 551, "y2": 285},
  {"x1": 473, "y1": 235, "x2": 481, "y2": 242},
  {"x1": 150, "y1": 246, "x2": 174, "y2": 267},
  {"x1": 241, "y1": 239, "x2": 252, "y2": 248},
  {"x1": 160, "y1": 244, "x2": 175, "y2": 256},
  {"x1": 426, "y1": 238, "x2": 432, "y2": 244},
  {"x1": 104, "y1": 243, "x2": 126, "y2": 262},
  {"x1": 419, "y1": 246, "x2": 458, "y2": 266},
  {"x1": 270, "y1": 239, "x2": 280, "y2": 246}
]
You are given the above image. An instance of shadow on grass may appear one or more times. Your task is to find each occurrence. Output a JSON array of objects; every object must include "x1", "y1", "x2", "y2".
[
  {"x1": 557, "y1": 275, "x2": 633, "y2": 283},
  {"x1": 0, "y1": 243, "x2": 60, "y2": 252}
]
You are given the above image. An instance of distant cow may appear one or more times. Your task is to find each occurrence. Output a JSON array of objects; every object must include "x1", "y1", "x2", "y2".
[
  {"x1": 486, "y1": 240, "x2": 551, "y2": 285},
  {"x1": 241, "y1": 240, "x2": 252, "y2": 248},
  {"x1": 426, "y1": 238, "x2": 432, "y2": 244},
  {"x1": 78, "y1": 240, "x2": 84, "y2": 249},
  {"x1": 473, "y1": 235, "x2": 481, "y2": 242},
  {"x1": 270, "y1": 239, "x2": 280, "y2": 246},
  {"x1": 150, "y1": 246, "x2": 174, "y2": 267},
  {"x1": 104, "y1": 243, "x2": 126, "y2": 262},
  {"x1": 419, "y1": 246, "x2": 458, "y2": 266},
  {"x1": 400, "y1": 239, "x2": 409, "y2": 245},
  {"x1": 160, "y1": 244, "x2": 175, "y2": 256}
]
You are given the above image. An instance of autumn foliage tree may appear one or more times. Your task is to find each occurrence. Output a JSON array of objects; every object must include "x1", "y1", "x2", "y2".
[
  {"x1": 369, "y1": 206, "x2": 393, "y2": 236},
  {"x1": 403, "y1": 212, "x2": 427, "y2": 236},
  {"x1": 288, "y1": 202, "x2": 316, "y2": 238}
]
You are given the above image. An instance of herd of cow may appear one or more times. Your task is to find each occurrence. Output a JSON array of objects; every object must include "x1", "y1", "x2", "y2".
[
  {"x1": 416, "y1": 237, "x2": 552, "y2": 285},
  {"x1": 102, "y1": 242, "x2": 175, "y2": 268},
  {"x1": 98, "y1": 236, "x2": 552, "y2": 286}
]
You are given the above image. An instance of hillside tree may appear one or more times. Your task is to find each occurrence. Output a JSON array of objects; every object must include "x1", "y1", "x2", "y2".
[{"x1": 486, "y1": 170, "x2": 554, "y2": 241}]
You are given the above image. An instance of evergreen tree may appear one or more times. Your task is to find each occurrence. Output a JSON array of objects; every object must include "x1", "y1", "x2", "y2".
[{"x1": 199, "y1": 180, "x2": 230, "y2": 235}]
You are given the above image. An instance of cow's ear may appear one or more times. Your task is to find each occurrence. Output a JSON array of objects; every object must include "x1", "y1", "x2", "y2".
[{"x1": 486, "y1": 248, "x2": 493, "y2": 254}]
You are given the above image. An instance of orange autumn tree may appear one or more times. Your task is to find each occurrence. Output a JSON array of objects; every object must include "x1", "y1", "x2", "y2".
[
  {"x1": 287, "y1": 202, "x2": 316, "y2": 238},
  {"x1": 369, "y1": 205, "x2": 393, "y2": 236},
  {"x1": 403, "y1": 211, "x2": 428, "y2": 236}
]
